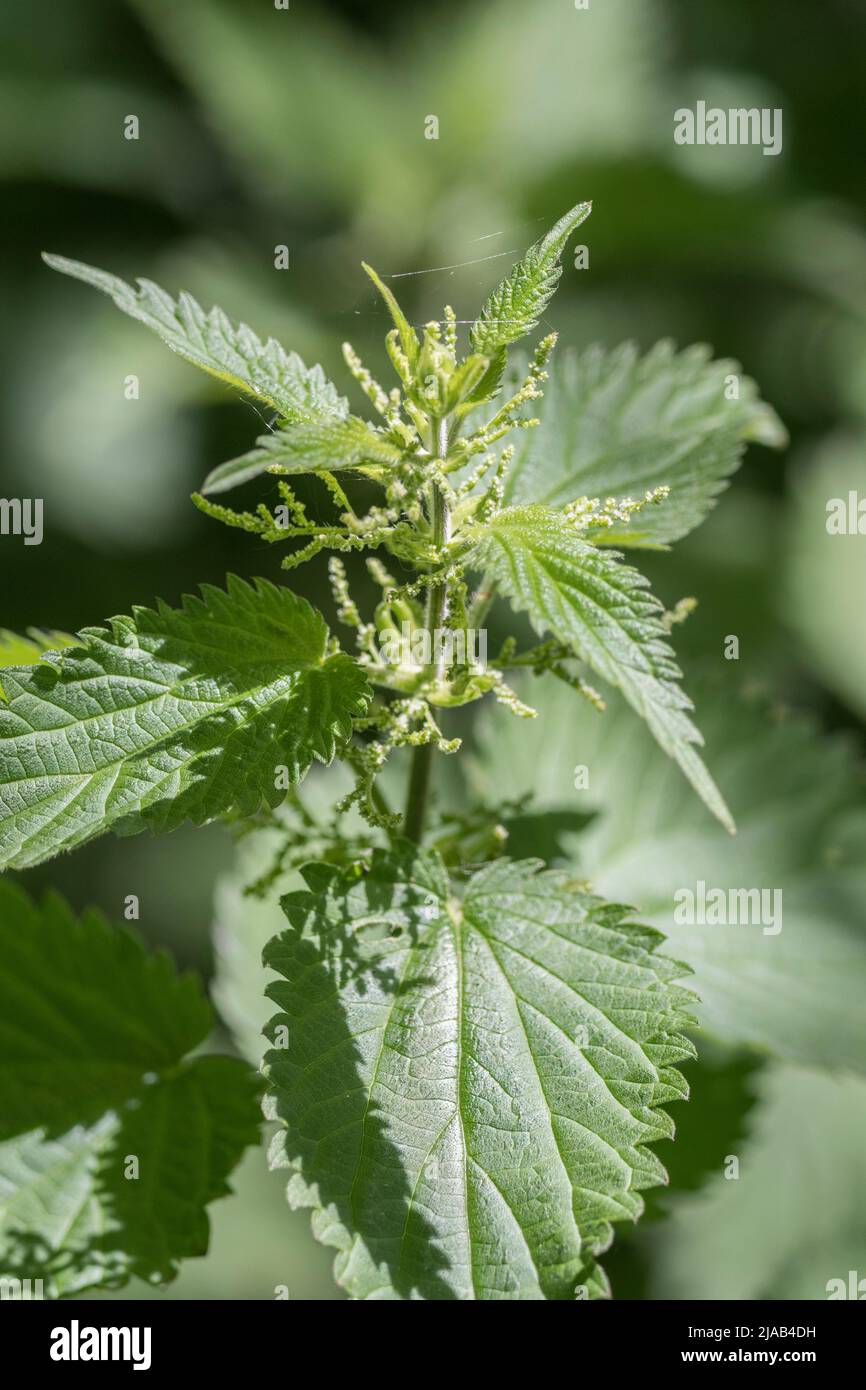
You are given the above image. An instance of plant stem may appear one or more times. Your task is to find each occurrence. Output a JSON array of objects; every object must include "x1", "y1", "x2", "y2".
[
  {"x1": 403, "y1": 739, "x2": 433, "y2": 844},
  {"x1": 403, "y1": 419, "x2": 450, "y2": 843}
]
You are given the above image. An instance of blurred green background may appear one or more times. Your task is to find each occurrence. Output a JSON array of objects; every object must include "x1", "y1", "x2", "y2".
[{"x1": 2, "y1": 0, "x2": 865, "y2": 1299}]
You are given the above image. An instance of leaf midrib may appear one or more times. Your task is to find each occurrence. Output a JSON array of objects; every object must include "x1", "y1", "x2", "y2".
[{"x1": 482, "y1": 525, "x2": 660, "y2": 685}]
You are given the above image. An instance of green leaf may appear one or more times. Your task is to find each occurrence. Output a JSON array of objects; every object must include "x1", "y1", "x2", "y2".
[
  {"x1": 0, "y1": 630, "x2": 76, "y2": 702},
  {"x1": 0, "y1": 1119, "x2": 118, "y2": 1298},
  {"x1": 0, "y1": 576, "x2": 370, "y2": 870},
  {"x1": 0, "y1": 629, "x2": 76, "y2": 668},
  {"x1": 469, "y1": 200, "x2": 592, "y2": 359},
  {"x1": 0, "y1": 881, "x2": 260, "y2": 1295},
  {"x1": 652, "y1": 1064, "x2": 866, "y2": 1299},
  {"x1": 202, "y1": 413, "x2": 404, "y2": 495},
  {"x1": 463, "y1": 347, "x2": 508, "y2": 409},
  {"x1": 101, "y1": 1057, "x2": 262, "y2": 1284},
  {"x1": 361, "y1": 262, "x2": 419, "y2": 370},
  {"x1": 468, "y1": 505, "x2": 734, "y2": 832},
  {"x1": 506, "y1": 342, "x2": 787, "y2": 547},
  {"x1": 0, "y1": 1060, "x2": 260, "y2": 1297},
  {"x1": 42, "y1": 252, "x2": 347, "y2": 422},
  {"x1": 263, "y1": 846, "x2": 695, "y2": 1301},
  {"x1": 444, "y1": 353, "x2": 493, "y2": 414},
  {"x1": 467, "y1": 674, "x2": 866, "y2": 1072},
  {"x1": 0, "y1": 886, "x2": 210, "y2": 1140},
  {"x1": 647, "y1": 1046, "x2": 761, "y2": 1212}
]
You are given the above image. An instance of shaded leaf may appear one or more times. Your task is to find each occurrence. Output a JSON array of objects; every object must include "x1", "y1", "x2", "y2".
[
  {"x1": 506, "y1": 342, "x2": 787, "y2": 547},
  {"x1": 0, "y1": 884, "x2": 210, "y2": 1140},
  {"x1": 0, "y1": 882, "x2": 260, "y2": 1296},
  {"x1": 101, "y1": 1057, "x2": 261, "y2": 1284}
]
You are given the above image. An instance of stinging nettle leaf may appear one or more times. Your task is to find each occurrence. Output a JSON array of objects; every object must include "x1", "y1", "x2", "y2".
[
  {"x1": 0, "y1": 629, "x2": 77, "y2": 668},
  {"x1": 468, "y1": 505, "x2": 734, "y2": 832},
  {"x1": 468, "y1": 674, "x2": 866, "y2": 1073},
  {"x1": 263, "y1": 845, "x2": 696, "y2": 1301},
  {"x1": 101, "y1": 1055, "x2": 262, "y2": 1285},
  {"x1": 506, "y1": 341, "x2": 787, "y2": 548},
  {"x1": 0, "y1": 629, "x2": 77, "y2": 703},
  {"x1": 201, "y1": 413, "x2": 404, "y2": 495},
  {"x1": 361, "y1": 262, "x2": 419, "y2": 370},
  {"x1": 41, "y1": 252, "x2": 348, "y2": 423},
  {"x1": 0, "y1": 880, "x2": 260, "y2": 1295},
  {"x1": 469, "y1": 199, "x2": 592, "y2": 360},
  {"x1": 0, "y1": 1060, "x2": 260, "y2": 1297},
  {"x1": 641, "y1": 1045, "x2": 762, "y2": 1221},
  {"x1": 0, "y1": 576, "x2": 370, "y2": 870},
  {"x1": 443, "y1": 353, "x2": 492, "y2": 414},
  {"x1": 0, "y1": 884, "x2": 211, "y2": 1141}
]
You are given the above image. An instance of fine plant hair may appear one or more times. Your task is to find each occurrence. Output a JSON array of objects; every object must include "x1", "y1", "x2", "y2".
[{"x1": 0, "y1": 202, "x2": 786, "y2": 1299}]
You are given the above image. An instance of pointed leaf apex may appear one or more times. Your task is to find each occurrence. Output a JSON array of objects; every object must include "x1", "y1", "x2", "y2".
[
  {"x1": 469, "y1": 199, "x2": 593, "y2": 358},
  {"x1": 361, "y1": 261, "x2": 419, "y2": 368}
]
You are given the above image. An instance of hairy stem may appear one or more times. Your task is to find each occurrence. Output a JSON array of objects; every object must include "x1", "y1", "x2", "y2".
[{"x1": 403, "y1": 420, "x2": 450, "y2": 842}]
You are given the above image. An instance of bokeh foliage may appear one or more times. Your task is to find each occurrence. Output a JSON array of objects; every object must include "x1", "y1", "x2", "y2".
[{"x1": 2, "y1": 0, "x2": 865, "y2": 1299}]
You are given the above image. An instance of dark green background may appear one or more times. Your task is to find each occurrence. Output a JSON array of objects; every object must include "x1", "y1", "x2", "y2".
[{"x1": 1, "y1": 0, "x2": 864, "y2": 1299}]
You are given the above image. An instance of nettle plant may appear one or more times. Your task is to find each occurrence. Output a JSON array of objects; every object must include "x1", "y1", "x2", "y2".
[{"x1": 0, "y1": 202, "x2": 785, "y2": 1299}]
